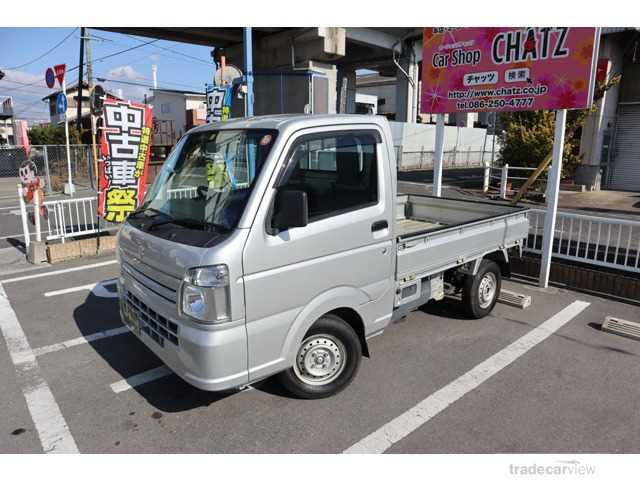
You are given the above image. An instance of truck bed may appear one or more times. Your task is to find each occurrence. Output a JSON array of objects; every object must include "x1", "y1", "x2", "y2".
[{"x1": 395, "y1": 195, "x2": 529, "y2": 281}]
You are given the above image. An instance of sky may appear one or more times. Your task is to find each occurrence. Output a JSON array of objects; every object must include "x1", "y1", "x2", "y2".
[{"x1": 0, "y1": 27, "x2": 216, "y2": 124}]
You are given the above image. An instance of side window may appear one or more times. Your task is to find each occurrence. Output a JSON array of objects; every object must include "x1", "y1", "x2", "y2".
[{"x1": 279, "y1": 131, "x2": 379, "y2": 222}]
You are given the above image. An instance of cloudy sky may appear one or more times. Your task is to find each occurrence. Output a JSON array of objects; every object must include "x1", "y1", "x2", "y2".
[{"x1": 0, "y1": 27, "x2": 215, "y2": 124}]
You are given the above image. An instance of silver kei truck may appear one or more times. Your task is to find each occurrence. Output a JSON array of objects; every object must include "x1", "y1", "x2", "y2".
[{"x1": 117, "y1": 114, "x2": 529, "y2": 399}]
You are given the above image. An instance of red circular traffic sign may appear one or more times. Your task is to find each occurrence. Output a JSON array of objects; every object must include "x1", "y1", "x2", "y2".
[{"x1": 45, "y1": 67, "x2": 55, "y2": 89}]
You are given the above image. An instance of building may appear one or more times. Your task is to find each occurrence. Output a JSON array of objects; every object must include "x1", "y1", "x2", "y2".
[
  {"x1": 356, "y1": 74, "x2": 396, "y2": 118},
  {"x1": 0, "y1": 96, "x2": 14, "y2": 145},
  {"x1": 577, "y1": 28, "x2": 640, "y2": 191},
  {"x1": 149, "y1": 88, "x2": 207, "y2": 142}
]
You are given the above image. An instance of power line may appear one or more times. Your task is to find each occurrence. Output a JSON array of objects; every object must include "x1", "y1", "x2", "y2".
[
  {"x1": 93, "y1": 33, "x2": 213, "y2": 68},
  {"x1": 123, "y1": 34, "x2": 212, "y2": 66},
  {"x1": 0, "y1": 78, "x2": 51, "y2": 90},
  {"x1": 97, "y1": 76, "x2": 205, "y2": 92},
  {"x1": 72, "y1": 38, "x2": 160, "y2": 72},
  {"x1": 3, "y1": 28, "x2": 78, "y2": 70},
  {"x1": 0, "y1": 38, "x2": 160, "y2": 94}
]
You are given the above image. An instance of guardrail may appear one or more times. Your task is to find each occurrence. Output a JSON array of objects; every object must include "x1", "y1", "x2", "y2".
[
  {"x1": 525, "y1": 209, "x2": 640, "y2": 274},
  {"x1": 43, "y1": 196, "x2": 100, "y2": 242},
  {"x1": 167, "y1": 186, "x2": 198, "y2": 199},
  {"x1": 485, "y1": 164, "x2": 548, "y2": 199},
  {"x1": 17, "y1": 185, "x2": 112, "y2": 246}
]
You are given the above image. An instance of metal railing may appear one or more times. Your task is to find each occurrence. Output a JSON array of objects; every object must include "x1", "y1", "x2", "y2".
[
  {"x1": 167, "y1": 186, "x2": 198, "y2": 199},
  {"x1": 525, "y1": 209, "x2": 640, "y2": 274},
  {"x1": 17, "y1": 185, "x2": 116, "y2": 246},
  {"x1": 485, "y1": 164, "x2": 548, "y2": 199},
  {"x1": 398, "y1": 148, "x2": 491, "y2": 171},
  {"x1": 43, "y1": 196, "x2": 100, "y2": 242}
]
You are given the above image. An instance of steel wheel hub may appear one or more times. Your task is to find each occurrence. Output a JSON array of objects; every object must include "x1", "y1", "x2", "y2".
[
  {"x1": 293, "y1": 334, "x2": 346, "y2": 386},
  {"x1": 478, "y1": 271, "x2": 497, "y2": 309}
]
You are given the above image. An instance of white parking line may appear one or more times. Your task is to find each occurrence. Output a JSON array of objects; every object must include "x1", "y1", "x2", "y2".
[
  {"x1": 44, "y1": 279, "x2": 117, "y2": 297},
  {"x1": 344, "y1": 300, "x2": 591, "y2": 454},
  {"x1": 33, "y1": 326, "x2": 130, "y2": 357},
  {"x1": 110, "y1": 366, "x2": 173, "y2": 393},
  {"x1": 44, "y1": 283, "x2": 98, "y2": 297},
  {"x1": 0, "y1": 283, "x2": 79, "y2": 453},
  {"x1": 1, "y1": 259, "x2": 117, "y2": 284}
]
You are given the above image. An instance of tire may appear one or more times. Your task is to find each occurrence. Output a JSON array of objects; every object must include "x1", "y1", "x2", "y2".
[
  {"x1": 462, "y1": 259, "x2": 501, "y2": 319},
  {"x1": 277, "y1": 314, "x2": 362, "y2": 399}
]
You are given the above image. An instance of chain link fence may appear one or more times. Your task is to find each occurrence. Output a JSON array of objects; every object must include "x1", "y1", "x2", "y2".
[{"x1": 0, "y1": 145, "x2": 96, "y2": 196}]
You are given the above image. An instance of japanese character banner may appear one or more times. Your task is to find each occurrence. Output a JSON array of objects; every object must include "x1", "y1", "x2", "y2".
[
  {"x1": 98, "y1": 99, "x2": 153, "y2": 222},
  {"x1": 421, "y1": 28, "x2": 599, "y2": 114}
]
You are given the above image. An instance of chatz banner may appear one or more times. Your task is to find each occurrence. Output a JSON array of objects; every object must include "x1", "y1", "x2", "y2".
[
  {"x1": 421, "y1": 28, "x2": 600, "y2": 114},
  {"x1": 98, "y1": 99, "x2": 153, "y2": 222}
]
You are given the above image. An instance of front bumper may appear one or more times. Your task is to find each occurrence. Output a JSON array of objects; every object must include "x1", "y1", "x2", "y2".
[{"x1": 118, "y1": 269, "x2": 249, "y2": 391}]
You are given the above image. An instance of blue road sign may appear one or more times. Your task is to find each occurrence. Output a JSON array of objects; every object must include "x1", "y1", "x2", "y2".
[
  {"x1": 45, "y1": 67, "x2": 55, "y2": 89},
  {"x1": 56, "y1": 93, "x2": 67, "y2": 114}
]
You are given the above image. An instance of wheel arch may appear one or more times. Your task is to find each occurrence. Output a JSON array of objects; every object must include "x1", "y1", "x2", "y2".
[
  {"x1": 281, "y1": 286, "x2": 371, "y2": 367},
  {"x1": 484, "y1": 250, "x2": 511, "y2": 278}
]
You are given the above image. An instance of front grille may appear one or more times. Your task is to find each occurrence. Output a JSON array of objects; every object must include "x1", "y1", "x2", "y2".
[
  {"x1": 122, "y1": 260, "x2": 178, "y2": 304},
  {"x1": 126, "y1": 291, "x2": 179, "y2": 347}
]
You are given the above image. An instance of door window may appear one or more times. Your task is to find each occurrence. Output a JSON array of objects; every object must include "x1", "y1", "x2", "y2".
[{"x1": 278, "y1": 131, "x2": 379, "y2": 222}]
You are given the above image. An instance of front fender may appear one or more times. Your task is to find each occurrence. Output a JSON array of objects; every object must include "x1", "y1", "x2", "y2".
[{"x1": 281, "y1": 286, "x2": 369, "y2": 366}]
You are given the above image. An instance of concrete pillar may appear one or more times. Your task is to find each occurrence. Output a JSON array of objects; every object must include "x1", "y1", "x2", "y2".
[
  {"x1": 395, "y1": 42, "x2": 419, "y2": 123},
  {"x1": 337, "y1": 65, "x2": 356, "y2": 114},
  {"x1": 577, "y1": 33, "x2": 623, "y2": 189}
]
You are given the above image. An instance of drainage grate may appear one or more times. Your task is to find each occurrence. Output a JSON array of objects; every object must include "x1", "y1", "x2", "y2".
[
  {"x1": 126, "y1": 291, "x2": 179, "y2": 347},
  {"x1": 602, "y1": 316, "x2": 640, "y2": 341},
  {"x1": 498, "y1": 289, "x2": 532, "y2": 309}
]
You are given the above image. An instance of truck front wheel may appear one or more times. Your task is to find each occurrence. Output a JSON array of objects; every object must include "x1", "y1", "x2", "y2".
[
  {"x1": 462, "y1": 259, "x2": 501, "y2": 319},
  {"x1": 277, "y1": 314, "x2": 362, "y2": 399}
]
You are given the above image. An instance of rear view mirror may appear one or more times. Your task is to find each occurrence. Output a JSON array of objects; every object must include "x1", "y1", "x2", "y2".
[{"x1": 272, "y1": 189, "x2": 308, "y2": 231}]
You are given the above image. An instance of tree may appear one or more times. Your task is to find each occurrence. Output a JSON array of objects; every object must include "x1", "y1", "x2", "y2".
[
  {"x1": 27, "y1": 124, "x2": 82, "y2": 145},
  {"x1": 28, "y1": 124, "x2": 66, "y2": 145},
  {"x1": 497, "y1": 75, "x2": 622, "y2": 180}
]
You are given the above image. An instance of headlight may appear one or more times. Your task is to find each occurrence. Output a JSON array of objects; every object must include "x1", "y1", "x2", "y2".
[{"x1": 180, "y1": 265, "x2": 231, "y2": 324}]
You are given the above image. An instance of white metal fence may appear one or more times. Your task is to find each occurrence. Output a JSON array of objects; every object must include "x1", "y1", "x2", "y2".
[
  {"x1": 398, "y1": 148, "x2": 491, "y2": 171},
  {"x1": 485, "y1": 164, "x2": 548, "y2": 199},
  {"x1": 167, "y1": 186, "x2": 198, "y2": 199},
  {"x1": 43, "y1": 196, "x2": 100, "y2": 242},
  {"x1": 17, "y1": 185, "x2": 115, "y2": 246},
  {"x1": 525, "y1": 209, "x2": 640, "y2": 274}
]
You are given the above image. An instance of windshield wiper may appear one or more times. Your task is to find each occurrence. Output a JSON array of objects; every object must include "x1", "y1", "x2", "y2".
[
  {"x1": 145, "y1": 216, "x2": 221, "y2": 232},
  {"x1": 206, "y1": 221, "x2": 230, "y2": 233},
  {"x1": 129, "y1": 207, "x2": 166, "y2": 220}
]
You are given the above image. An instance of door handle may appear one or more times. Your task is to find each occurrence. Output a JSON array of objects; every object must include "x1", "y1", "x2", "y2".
[{"x1": 371, "y1": 220, "x2": 388, "y2": 232}]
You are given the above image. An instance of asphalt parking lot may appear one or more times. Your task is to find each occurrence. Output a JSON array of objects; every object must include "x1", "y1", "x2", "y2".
[{"x1": 1, "y1": 254, "x2": 639, "y2": 454}]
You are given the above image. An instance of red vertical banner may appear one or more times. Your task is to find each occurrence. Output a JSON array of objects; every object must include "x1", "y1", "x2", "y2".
[{"x1": 98, "y1": 100, "x2": 153, "y2": 222}]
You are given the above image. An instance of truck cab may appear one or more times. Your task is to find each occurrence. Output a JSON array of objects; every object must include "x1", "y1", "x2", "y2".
[{"x1": 117, "y1": 114, "x2": 528, "y2": 399}]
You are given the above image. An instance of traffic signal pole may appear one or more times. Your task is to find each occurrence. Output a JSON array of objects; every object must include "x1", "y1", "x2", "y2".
[{"x1": 62, "y1": 78, "x2": 74, "y2": 195}]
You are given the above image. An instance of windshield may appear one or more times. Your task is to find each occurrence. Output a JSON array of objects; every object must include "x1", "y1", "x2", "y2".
[{"x1": 138, "y1": 128, "x2": 277, "y2": 232}]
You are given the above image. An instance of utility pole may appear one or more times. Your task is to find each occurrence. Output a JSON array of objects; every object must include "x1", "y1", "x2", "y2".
[
  {"x1": 76, "y1": 26, "x2": 85, "y2": 132},
  {"x1": 85, "y1": 28, "x2": 93, "y2": 86}
]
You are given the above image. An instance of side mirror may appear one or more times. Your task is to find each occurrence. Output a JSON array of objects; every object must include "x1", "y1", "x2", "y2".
[{"x1": 272, "y1": 189, "x2": 308, "y2": 231}]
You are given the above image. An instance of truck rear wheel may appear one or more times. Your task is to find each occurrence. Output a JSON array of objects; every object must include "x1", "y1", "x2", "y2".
[
  {"x1": 462, "y1": 259, "x2": 501, "y2": 319},
  {"x1": 277, "y1": 314, "x2": 362, "y2": 399}
]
